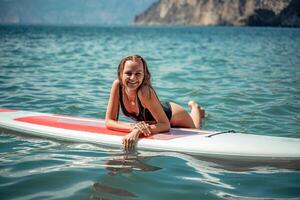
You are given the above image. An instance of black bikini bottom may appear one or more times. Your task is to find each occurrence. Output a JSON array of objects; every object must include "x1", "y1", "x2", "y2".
[{"x1": 161, "y1": 101, "x2": 172, "y2": 121}]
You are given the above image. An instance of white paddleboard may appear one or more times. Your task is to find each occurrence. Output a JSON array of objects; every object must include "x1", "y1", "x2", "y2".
[{"x1": 0, "y1": 108, "x2": 300, "y2": 161}]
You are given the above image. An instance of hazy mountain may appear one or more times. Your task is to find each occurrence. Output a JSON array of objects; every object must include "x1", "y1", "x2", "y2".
[{"x1": 0, "y1": 0, "x2": 156, "y2": 25}]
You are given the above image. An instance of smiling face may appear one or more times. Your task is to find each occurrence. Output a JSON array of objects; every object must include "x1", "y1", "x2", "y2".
[
  {"x1": 117, "y1": 55, "x2": 152, "y2": 91},
  {"x1": 121, "y1": 60, "x2": 144, "y2": 91}
]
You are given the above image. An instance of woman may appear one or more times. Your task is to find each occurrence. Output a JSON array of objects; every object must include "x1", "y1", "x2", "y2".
[{"x1": 105, "y1": 55, "x2": 205, "y2": 149}]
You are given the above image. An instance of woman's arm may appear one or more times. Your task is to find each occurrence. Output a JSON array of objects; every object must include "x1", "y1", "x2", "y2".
[
  {"x1": 138, "y1": 86, "x2": 171, "y2": 134},
  {"x1": 105, "y1": 80, "x2": 146, "y2": 149},
  {"x1": 105, "y1": 80, "x2": 133, "y2": 132}
]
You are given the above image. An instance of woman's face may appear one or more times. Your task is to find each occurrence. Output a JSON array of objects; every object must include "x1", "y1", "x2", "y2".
[{"x1": 122, "y1": 60, "x2": 144, "y2": 91}]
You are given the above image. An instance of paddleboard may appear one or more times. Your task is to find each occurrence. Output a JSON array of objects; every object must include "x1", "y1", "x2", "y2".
[{"x1": 0, "y1": 108, "x2": 300, "y2": 161}]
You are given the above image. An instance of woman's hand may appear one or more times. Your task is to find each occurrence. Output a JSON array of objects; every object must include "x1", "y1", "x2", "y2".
[
  {"x1": 122, "y1": 128, "x2": 141, "y2": 149},
  {"x1": 131, "y1": 121, "x2": 151, "y2": 136}
]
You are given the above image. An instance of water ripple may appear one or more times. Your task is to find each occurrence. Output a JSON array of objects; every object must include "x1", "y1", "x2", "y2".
[{"x1": 1, "y1": 25, "x2": 300, "y2": 199}]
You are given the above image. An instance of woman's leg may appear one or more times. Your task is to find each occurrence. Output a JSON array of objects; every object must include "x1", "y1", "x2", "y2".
[
  {"x1": 169, "y1": 101, "x2": 204, "y2": 129},
  {"x1": 188, "y1": 100, "x2": 204, "y2": 129}
]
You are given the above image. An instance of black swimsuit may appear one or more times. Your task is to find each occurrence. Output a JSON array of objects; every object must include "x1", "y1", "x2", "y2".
[{"x1": 118, "y1": 85, "x2": 172, "y2": 122}]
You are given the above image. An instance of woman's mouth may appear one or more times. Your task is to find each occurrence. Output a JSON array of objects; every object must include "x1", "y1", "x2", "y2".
[{"x1": 127, "y1": 81, "x2": 139, "y2": 87}]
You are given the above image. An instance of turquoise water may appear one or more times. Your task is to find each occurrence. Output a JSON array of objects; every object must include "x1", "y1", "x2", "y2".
[{"x1": 0, "y1": 25, "x2": 300, "y2": 199}]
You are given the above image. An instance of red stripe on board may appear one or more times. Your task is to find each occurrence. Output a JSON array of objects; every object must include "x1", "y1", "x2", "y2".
[
  {"x1": 0, "y1": 109, "x2": 17, "y2": 112},
  {"x1": 14, "y1": 115, "x2": 185, "y2": 140},
  {"x1": 15, "y1": 116, "x2": 127, "y2": 136}
]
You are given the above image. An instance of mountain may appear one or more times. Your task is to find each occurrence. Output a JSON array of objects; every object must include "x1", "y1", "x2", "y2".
[
  {"x1": 134, "y1": 0, "x2": 300, "y2": 27},
  {"x1": 0, "y1": 0, "x2": 156, "y2": 25}
]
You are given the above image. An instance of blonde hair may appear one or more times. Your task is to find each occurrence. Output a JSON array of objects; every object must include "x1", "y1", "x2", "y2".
[{"x1": 117, "y1": 55, "x2": 152, "y2": 89}]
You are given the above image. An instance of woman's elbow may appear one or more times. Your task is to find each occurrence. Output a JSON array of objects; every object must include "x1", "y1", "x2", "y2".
[
  {"x1": 163, "y1": 122, "x2": 171, "y2": 132},
  {"x1": 105, "y1": 119, "x2": 113, "y2": 129}
]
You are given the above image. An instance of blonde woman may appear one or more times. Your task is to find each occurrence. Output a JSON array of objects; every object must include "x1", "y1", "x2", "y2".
[{"x1": 105, "y1": 55, "x2": 204, "y2": 149}]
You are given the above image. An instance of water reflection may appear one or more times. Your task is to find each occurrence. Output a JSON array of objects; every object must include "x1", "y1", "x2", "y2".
[
  {"x1": 105, "y1": 151, "x2": 162, "y2": 175},
  {"x1": 189, "y1": 155, "x2": 300, "y2": 172},
  {"x1": 90, "y1": 152, "x2": 162, "y2": 199},
  {"x1": 93, "y1": 182, "x2": 136, "y2": 197}
]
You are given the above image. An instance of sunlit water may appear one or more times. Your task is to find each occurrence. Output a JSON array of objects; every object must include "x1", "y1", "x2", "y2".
[{"x1": 0, "y1": 25, "x2": 300, "y2": 199}]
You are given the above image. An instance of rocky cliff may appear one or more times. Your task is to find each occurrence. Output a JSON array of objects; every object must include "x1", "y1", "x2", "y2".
[{"x1": 134, "y1": 0, "x2": 300, "y2": 27}]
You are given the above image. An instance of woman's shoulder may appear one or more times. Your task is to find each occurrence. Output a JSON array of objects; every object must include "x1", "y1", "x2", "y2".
[
  {"x1": 112, "y1": 79, "x2": 120, "y2": 88},
  {"x1": 138, "y1": 85, "x2": 154, "y2": 99},
  {"x1": 110, "y1": 80, "x2": 121, "y2": 93},
  {"x1": 113, "y1": 79, "x2": 120, "y2": 85}
]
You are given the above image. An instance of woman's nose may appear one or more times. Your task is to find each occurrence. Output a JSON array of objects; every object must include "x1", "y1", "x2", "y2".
[{"x1": 130, "y1": 74, "x2": 136, "y2": 79}]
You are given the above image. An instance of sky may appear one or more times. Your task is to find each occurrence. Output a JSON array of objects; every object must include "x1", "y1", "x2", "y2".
[{"x1": 0, "y1": 0, "x2": 157, "y2": 25}]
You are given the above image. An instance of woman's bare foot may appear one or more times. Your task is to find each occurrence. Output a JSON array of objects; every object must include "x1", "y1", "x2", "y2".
[{"x1": 188, "y1": 100, "x2": 205, "y2": 119}]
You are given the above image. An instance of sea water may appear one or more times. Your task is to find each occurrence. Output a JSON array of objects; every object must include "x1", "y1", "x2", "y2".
[{"x1": 0, "y1": 25, "x2": 299, "y2": 199}]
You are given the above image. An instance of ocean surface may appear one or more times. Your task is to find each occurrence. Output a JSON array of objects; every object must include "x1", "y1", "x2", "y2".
[{"x1": 0, "y1": 25, "x2": 299, "y2": 200}]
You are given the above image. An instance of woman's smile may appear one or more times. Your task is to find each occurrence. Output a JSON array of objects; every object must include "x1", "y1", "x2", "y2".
[{"x1": 127, "y1": 80, "x2": 139, "y2": 87}]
